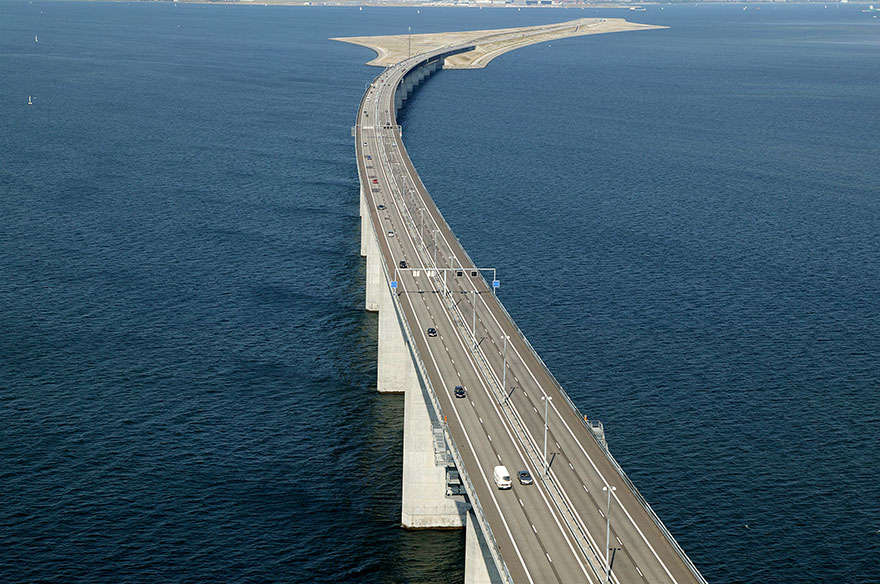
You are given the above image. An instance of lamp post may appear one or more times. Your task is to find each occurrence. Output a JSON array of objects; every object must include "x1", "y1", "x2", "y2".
[
  {"x1": 603, "y1": 485, "x2": 617, "y2": 584},
  {"x1": 501, "y1": 334, "x2": 508, "y2": 395},
  {"x1": 408, "y1": 26, "x2": 412, "y2": 58},
  {"x1": 472, "y1": 292, "x2": 477, "y2": 349},
  {"x1": 541, "y1": 395, "x2": 552, "y2": 476}
]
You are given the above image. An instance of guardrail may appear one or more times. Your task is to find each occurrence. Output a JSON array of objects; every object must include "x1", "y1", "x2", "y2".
[{"x1": 358, "y1": 36, "x2": 707, "y2": 584}]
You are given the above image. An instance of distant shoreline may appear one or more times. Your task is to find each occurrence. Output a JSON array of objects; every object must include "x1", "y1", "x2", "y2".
[{"x1": 110, "y1": 0, "x2": 864, "y2": 7}]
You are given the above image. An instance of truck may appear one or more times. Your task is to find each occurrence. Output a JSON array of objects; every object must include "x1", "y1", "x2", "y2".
[{"x1": 493, "y1": 465, "x2": 512, "y2": 490}]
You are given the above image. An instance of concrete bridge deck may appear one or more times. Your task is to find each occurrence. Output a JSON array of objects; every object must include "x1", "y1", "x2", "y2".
[{"x1": 346, "y1": 20, "x2": 705, "y2": 584}]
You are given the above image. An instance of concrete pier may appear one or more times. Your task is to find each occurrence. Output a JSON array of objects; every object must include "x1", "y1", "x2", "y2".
[
  {"x1": 401, "y1": 360, "x2": 468, "y2": 528},
  {"x1": 465, "y1": 510, "x2": 502, "y2": 584},
  {"x1": 364, "y1": 211, "x2": 382, "y2": 313}
]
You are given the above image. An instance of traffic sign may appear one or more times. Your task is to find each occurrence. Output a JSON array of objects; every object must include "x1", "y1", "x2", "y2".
[
  {"x1": 391, "y1": 281, "x2": 398, "y2": 289},
  {"x1": 492, "y1": 280, "x2": 500, "y2": 289}
]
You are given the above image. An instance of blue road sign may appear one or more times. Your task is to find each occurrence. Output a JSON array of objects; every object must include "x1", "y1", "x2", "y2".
[
  {"x1": 391, "y1": 281, "x2": 398, "y2": 289},
  {"x1": 492, "y1": 280, "x2": 500, "y2": 289}
]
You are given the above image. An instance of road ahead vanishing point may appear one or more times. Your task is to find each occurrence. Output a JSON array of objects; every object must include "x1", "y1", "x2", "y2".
[{"x1": 345, "y1": 20, "x2": 708, "y2": 584}]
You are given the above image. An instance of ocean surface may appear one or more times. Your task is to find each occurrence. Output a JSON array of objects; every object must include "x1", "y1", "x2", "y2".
[{"x1": 1, "y1": 2, "x2": 878, "y2": 582}]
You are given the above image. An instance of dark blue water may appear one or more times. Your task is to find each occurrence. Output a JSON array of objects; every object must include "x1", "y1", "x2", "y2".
[{"x1": 1, "y1": 2, "x2": 878, "y2": 583}]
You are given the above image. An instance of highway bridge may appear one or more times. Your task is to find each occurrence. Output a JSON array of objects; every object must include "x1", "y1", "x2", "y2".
[{"x1": 354, "y1": 33, "x2": 708, "y2": 584}]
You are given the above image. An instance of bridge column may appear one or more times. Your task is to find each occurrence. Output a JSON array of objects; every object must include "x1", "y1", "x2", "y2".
[
  {"x1": 465, "y1": 509, "x2": 503, "y2": 584},
  {"x1": 365, "y1": 217, "x2": 382, "y2": 312},
  {"x1": 377, "y1": 274, "x2": 414, "y2": 394},
  {"x1": 401, "y1": 361, "x2": 468, "y2": 527},
  {"x1": 359, "y1": 186, "x2": 367, "y2": 258}
]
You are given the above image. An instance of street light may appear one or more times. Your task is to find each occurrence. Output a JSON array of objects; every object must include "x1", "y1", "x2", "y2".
[
  {"x1": 501, "y1": 334, "x2": 509, "y2": 394},
  {"x1": 603, "y1": 485, "x2": 617, "y2": 584},
  {"x1": 541, "y1": 395, "x2": 552, "y2": 476}
]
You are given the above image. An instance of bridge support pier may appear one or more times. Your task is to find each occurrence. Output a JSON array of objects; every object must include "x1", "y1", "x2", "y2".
[
  {"x1": 377, "y1": 275, "x2": 413, "y2": 394},
  {"x1": 465, "y1": 509, "x2": 502, "y2": 584},
  {"x1": 359, "y1": 186, "x2": 367, "y2": 258},
  {"x1": 364, "y1": 212, "x2": 382, "y2": 312},
  {"x1": 401, "y1": 359, "x2": 468, "y2": 528}
]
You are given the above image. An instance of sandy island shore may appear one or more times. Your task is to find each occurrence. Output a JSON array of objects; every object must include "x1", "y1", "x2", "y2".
[{"x1": 331, "y1": 17, "x2": 666, "y2": 68}]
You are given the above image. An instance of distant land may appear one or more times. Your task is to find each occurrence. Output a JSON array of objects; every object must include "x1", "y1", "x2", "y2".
[{"x1": 139, "y1": 0, "x2": 863, "y2": 7}]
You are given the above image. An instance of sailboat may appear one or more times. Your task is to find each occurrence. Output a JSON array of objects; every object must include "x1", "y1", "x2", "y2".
[
  {"x1": 28, "y1": 96, "x2": 33, "y2": 105},
  {"x1": 35, "y1": 35, "x2": 39, "y2": 43}
]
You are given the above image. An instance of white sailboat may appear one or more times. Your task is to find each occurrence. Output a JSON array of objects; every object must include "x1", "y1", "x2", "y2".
[{"x1": 28, "y1": 96, "x2": 33, "y2": 105}]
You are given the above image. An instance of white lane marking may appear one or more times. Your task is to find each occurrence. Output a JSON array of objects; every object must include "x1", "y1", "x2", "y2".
[
  {"x1": 469, "y1": 287, "x2": 682, "y2": 583},
  {"x1": 479, "y1": 417, "x2": 484, "y2": 424},
  {"x1": 569, "y1": 462, "x2": 574, "y2": 471},
  {"x1": 583, "y1": 484, "x2": 588, "y2": 492},
  {"x1": 519, "y1": 498, "x2": 524, "y2": 508},
  {"x1": 404, "y1": 296, "x2": 536, "y2": 584},
  {"x1": 371, "y1": 83, "x2": 595, "y2": 584},
  {"x1": 487, "y1": 434, "x2": 492, "y2": 442},
  {"x1": 599, "y1": 510, "x2": 605, "y2": 519},
  {"x1": 531, "y1": 524, "x2": 537, "y2": 534},
  {"x1": 428, "y1": 291, "x2": 596, "y2": 583},
  {"x1": 636, "y1": 566, "x2": 644, "y2": 577},
  {"x1": 616, "y1": 536, "x2": 622, "y2": 546},
  {"x1": 546, "y1": 553, "x2": 552, "y2": 564},
  {"x1": 556, "y1": 442, "x2": 560, "y2": 449}
]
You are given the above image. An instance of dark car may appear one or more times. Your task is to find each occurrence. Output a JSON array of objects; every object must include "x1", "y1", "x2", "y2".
[
  {"x1": 377, "y1": 204, "x2": 385, "y2": 210},
  {"x1": 427, "y1": 327, "x2": 437, "y2": 338},
  {"x1": 454, "y1": 385, "x2": 466, "y2": 398},
  {"x1": 517, "y1": 470, "x2": 533, "y2": 485},
  {"x1": 399, "y1": 260, "x2": 408, "y2": 269}
]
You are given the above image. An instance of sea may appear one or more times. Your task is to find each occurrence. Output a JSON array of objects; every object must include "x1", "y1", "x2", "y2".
[{"x1": 1, "y1": 1, "x2": 878, "y2": 582}]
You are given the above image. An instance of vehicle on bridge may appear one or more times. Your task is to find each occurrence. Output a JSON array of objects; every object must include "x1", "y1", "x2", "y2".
[{"x1": 493, "y1": 465, "x2": 512, "y2": 490}]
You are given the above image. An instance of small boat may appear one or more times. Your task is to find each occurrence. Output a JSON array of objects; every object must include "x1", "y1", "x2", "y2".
[
  {"x1": 629, "y1": 6, "x2": 646, "y2": 11},
  {"x1": 28, "y1": 96, "x2": 33, "y2": 105},
  {"x1": 34, "y1": 35, "x2": 38, "y2": 43}
]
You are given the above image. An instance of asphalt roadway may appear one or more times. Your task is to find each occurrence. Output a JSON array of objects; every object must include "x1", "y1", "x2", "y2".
[{"x1": 356, "y1": 49, "x2": 706, "y2": 584}]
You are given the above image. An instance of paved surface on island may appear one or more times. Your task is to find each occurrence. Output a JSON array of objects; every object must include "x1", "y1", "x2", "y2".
[
  {"x1": 333, "y1": 18, "x2": 666, "y2": 69},
  {"x1": 353, "y1": 22, "x2": 703, "y2": 584}
]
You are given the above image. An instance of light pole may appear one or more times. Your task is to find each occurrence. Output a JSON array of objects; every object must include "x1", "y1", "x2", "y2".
[
  {"x1": 501, "y1": 334, "x2": 508, "y2": 394},
  {"x1": 433, "y1": 229, "x2": 438, "y2": 266},
  {"x1": 408, "y1": 26, "x2": 412, "y2": 58},
  {"x1": 541, "y1": 395, "x2": 552, "y2": 476},
  {"x1": 603, "y1": 485, "x2": 617, "y2": 584},
  {"x1": 472, "y1": 292, "x2": 477, "y2": 349}
]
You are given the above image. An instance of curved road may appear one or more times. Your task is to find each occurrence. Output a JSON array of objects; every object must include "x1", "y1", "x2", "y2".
[{"x1": 356, "y1": 44, "x2": 707, "y2": 584}]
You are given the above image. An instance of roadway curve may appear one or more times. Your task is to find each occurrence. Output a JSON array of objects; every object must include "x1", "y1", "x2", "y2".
[{"x1": 356, "y1": 41, "x2": 707, "y2": 584}]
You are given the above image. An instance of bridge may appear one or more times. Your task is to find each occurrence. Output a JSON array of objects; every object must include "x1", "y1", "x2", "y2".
[{"x1": 352, "y1": 23, "x2": 707, "y2": 584}]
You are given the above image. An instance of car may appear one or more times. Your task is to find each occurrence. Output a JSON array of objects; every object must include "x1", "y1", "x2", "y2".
[
  {"x1": 387, "y1": 230, "x2": 395, "y2": 237},
  {"x1": 517, "y1": 470, "x2": 533, "y2": 485},
  {"x1": 454, "y1": 385, "x2": 466, "y2": 398},
  {"x1": 366, "y1": 155, "x2": 372, "y2": 160},
  {"x1": 372, "y1": 178, "x2": 378, "y2": 184},
  {"x1": 399, "y1": 260, "x2": 408, "y2": 269},
  {"x1": 427, "y1": 327, "x2": 437, "y2": 337},
  {"x1": 377, "y1": 203, "x2": 385, "y2": 210}
]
